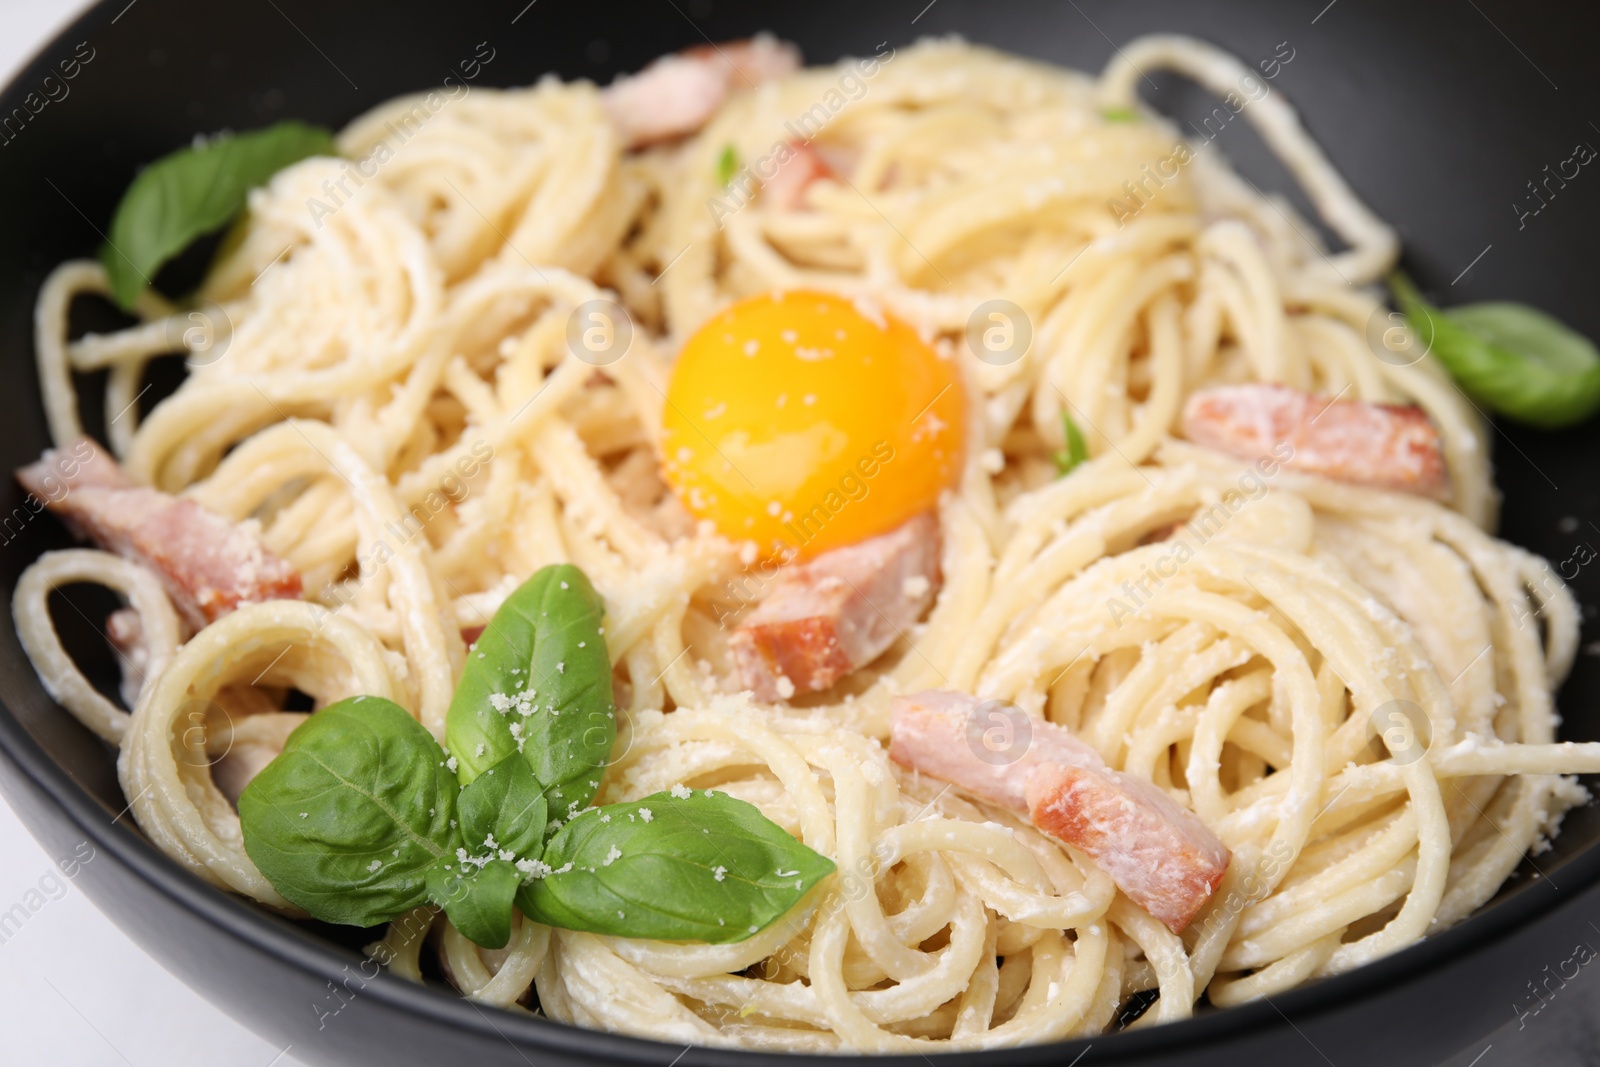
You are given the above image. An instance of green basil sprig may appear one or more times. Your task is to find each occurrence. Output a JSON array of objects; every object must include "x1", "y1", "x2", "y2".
[
  {"x1": 1390, "y1": 272, "x2": 1600, "y2": 429},
  {"x1": 239, "y1": 564, "x2": 834, "y2": 950},
  {"x1": 101, "y1": 120, "x2": 337, "y2": 309}
]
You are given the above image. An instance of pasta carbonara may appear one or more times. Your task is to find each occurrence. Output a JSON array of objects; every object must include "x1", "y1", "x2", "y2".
[{"x1": 14, "y1": 33, "x2": 1600, "y2": 1053}]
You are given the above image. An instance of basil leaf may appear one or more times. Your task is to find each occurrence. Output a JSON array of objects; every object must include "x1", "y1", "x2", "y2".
[
  {"x1": 1101, "y1": 106, "x2": 1140, "y2": 123},
  {"x1": 239, "y1": 697, "x2": 459, "y2": 928},
  {"x1": 457, "y1": 753, "x2": 547, "y2": 861},
  {"x1": 424, "y1": 754, "x2": 549, "y2": 948},
  {"x1": 517, "y1": 791, "x2": 835, "y2": 943},
  {"x1": 1391, "y1": 272, "x2": 1600, "y2": 428},
  {"x1": 427, "y1": 858, "x2": 524, "y2": 950},
  {"x1": 445, "y1": 564, "x2": 616, "y2": 821},
  {"x1": 100, "y1": 120, "x2": 337, "y2": 309},
  {"x1": 1053, "y1": 410, "x2": 1089, "y2": 475},
  {"x1": 716, "y1": 144, "x2": 740, "y2": 186}
]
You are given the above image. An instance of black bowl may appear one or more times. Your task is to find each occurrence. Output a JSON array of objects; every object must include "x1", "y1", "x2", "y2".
[{"x1": 3, "y1": 1, "x2": 1600, "y2": 1064}]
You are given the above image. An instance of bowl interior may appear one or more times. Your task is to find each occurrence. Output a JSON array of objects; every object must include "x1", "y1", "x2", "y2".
[{"x1": 1, "y1": 0, "x2": 1599, "y2": 1056}]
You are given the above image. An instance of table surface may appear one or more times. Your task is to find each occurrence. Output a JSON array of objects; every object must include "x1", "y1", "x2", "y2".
[{"x1": 1, "y1": 1, "x2": 1598, "y2": 1065}]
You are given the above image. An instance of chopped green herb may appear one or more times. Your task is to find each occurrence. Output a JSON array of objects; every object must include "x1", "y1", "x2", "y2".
[
  {"x1": 1101, "y1": 106, "x2": 1140, "y2": 123},
  {"x1": 1053, "y1": 410, "x2": 1090, "y2": 475},
  {"x1": 716, "y1": 144, "x2": 740, "y2": 186}
]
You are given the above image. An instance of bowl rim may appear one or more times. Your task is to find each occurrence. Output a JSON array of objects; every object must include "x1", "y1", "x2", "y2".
[
  {"x1": 3, "y1": 0, "x2": 1600, "y2": 1062},
  {"x1": 9, "y1": 687, "x2": 1600, "y2": 1066}
]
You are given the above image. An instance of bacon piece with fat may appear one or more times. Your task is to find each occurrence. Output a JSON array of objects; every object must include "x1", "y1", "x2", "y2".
[
  {"x1": 106, "y1": 607, "x2": 151, "y2": 709},
  {"x1": 679, "y1": 37, "x2": 802, "y2": 87},
  {"x1": 730, "y1": 513, "x2": 940, "y2": 702},
  {"x1": 887, "y1": 689, "x2": 1103, "y2": 809},
  {"x1": 601, "y1": 35, "x2": 801, "y2": 149},
  {"x1": 1025, "y1": 765, "x2": 1232, "y2": 934},
  {"x1": 1180, "y1": 383, "x2": 1447, "y2": 498},
  {"x1": 761, "y1": 140, "x2": 834, "y2": 211},
  {"x1": 888, "y1": 689, "x2": 1231, "y2": 932},
  {"x1": 15, "y1": 436, "x2": 302, "y2": 629}
]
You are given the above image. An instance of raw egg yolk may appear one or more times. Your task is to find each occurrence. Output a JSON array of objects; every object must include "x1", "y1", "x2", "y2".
[{"x1": 661, "y1": 289, "x2": 965, "y2": 561}]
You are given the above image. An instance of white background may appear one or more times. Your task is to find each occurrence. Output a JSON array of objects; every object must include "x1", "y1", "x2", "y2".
[{"x1": 2, "y1": 1, "x2": 1599, "y2": 1065}]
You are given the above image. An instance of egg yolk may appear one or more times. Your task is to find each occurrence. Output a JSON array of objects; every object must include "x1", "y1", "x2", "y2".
[{"x1": 661, "y1": 290, "x2": 966, "y2": 561}]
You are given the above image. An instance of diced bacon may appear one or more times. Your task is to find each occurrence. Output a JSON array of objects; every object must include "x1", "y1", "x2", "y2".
[
  {"x1": 106, "y1": 607, "x2": 149, "y2": 709},
  {"x1": 106, "y1": 606, "x2": 142, "y2": 654},
  {"x1": 730, "y1": 513, "x2": 940, "y2": 701},
  {"x1": 1180, "y1": 383, "x2": 1447, "y2": 498},
  {"x1": 1026, "y1": 764, "x2": 1232, "y2": 933},
  {"x1": 16, "y1": 437, "x2": 302, "y2": 629},
  {"x1": 679, "y1": 36, "x2": 802, "y2": 88},
  {"x1": 889, "y1": 690, "x2": 1230, "y2": 933},
  {"x1": 71, "y1": 448, "x2": 129, "y2": 488},
  {"x1": 761, "y1": 140, "x2": 834, "y2": 211},
  {"x1": 887, "y1": 688, "x2": 1104, "y2": 810},
  {"x1": 601, "y1": 57, "x2": 725, "y2": 150},
  {"x1": 601, "y1": 35, "x2": 801, "y2": 149}
]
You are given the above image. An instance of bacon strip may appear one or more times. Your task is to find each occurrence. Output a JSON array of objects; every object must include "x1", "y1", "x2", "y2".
[
  {"x1": 601, "y1": 36, "x2": 801, "y2": 149},
  {"x1": 761, "y1": 140, "x2": 834, "y2": 211},
  {"x1": 1180, "y1": 383, "x2": 1447, "y2": 498},
  {"x1": 1025, "y1": 764, "x2": 1233, "y2": 934},
  {"x1": 889, "y1": 690, "x2": 1230, "y2": 932},
  {"x1": 16, "y1": 437, "x2": 302, "y2": 629},
  {"x1": 679, "y1": 37, "x2": 802, "y2": 87},
  {"x1": 105, "y1": 607, "x2": 150, "y2": 709},
  {"x1": 730, "y1": 514, "x2": 940, "y2": 702}
]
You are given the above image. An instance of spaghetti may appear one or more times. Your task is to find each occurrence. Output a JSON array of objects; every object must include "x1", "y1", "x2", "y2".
[{"x1": 14, "y1": 34, "x2": 1600, "y2": 1052}]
